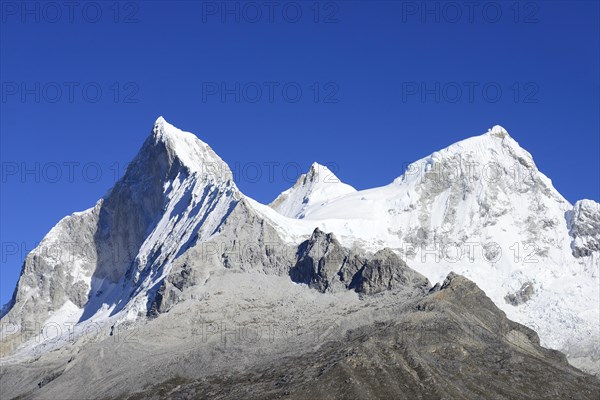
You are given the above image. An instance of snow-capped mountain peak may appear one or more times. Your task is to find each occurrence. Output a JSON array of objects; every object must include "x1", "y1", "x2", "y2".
[
  {"x1": 301, "y1": 162, "x2": 347, "y2": 186},
  {"x1": 1, "y1": 118, "x2": 240, "y2": 347},
  {"x1": 150, "y1": 116, "x2": 232, "y2": 181},
  {"x1": 305, "y1": 161, "x2": 326, "y2": 181},
  {"x1": 269, "y1": 161, "x2": 356, "y2": 218},
  {"x1": 389, "y1": 125, "x2": 542, "y2": 192},
  {"x1": 489, "y1": 124, "x2": 509, "y2": 137}
]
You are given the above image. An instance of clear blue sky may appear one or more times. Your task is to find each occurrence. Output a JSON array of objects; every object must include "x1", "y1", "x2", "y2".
[{"x1": 1, "y1": 1, "x2": 599, "y2": 306}]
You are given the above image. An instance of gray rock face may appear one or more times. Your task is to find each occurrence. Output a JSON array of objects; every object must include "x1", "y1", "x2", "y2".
[
  {"x1": 289, "y1": 228, "x2": 430, "y2": 296},
  {"x1": 290, "y1": 228, "x2": 348, "y2": 292},
  {"x1": 351, "y1": 248, "x2": 430, "y2": 295},
  {"x1": 145, "y1": 198, "x2": 298, "y2": 315},
  {"x1": 505, "y1": 282, "x2": 535, "y2": 306},
  {"x1": 568, "y1": 199, "x2": 600, "y2": 257},
  {"x1": 96, "y1": 132, "x2": 179, "y2": 283},
  {"x1": 151, "y1": 224, "x2": 429, "y2": 317},
  {"x1": 0, "y1": 205, "x2": 100, "y2": 335}
]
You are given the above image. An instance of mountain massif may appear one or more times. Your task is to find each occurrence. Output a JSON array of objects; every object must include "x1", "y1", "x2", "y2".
[{"x1": 1, "y1": 118, "x2": 598, "y2": 399}]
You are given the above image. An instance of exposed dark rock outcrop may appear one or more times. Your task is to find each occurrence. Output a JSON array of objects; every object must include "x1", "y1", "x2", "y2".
[
  {"x1": 291, "y1": 228, "x2": 430, "y2": 296},
  {"x1": 505, "y1": 282, "x2": 535, "y2": 306},
  {"x1": 568, "y1": 199, "x2": 600, "y2": 257},
  {"x1": 290, "y1": 228, "x2": 348, "y2": 292},
  {"x1": 350, "y1": 248, "x2": 430, "y2": 295}
]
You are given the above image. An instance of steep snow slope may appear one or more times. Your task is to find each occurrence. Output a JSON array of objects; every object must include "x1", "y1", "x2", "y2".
[{"x1": 269, "y1": 162, "x2": 356, "y2": 218}]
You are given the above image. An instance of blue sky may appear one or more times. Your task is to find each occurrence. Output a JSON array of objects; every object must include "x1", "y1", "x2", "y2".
[{"x1": 1, "y1": 1, "x2": 599, "y2": 306}]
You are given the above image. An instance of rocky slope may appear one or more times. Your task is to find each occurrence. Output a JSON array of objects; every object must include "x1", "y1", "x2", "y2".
[
  {"x1": 2, "y1": 270, "x2": 598, "y2": 399},
  {"x1": 123, "y1": 274, "x2": 600, "y2": 400}
]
